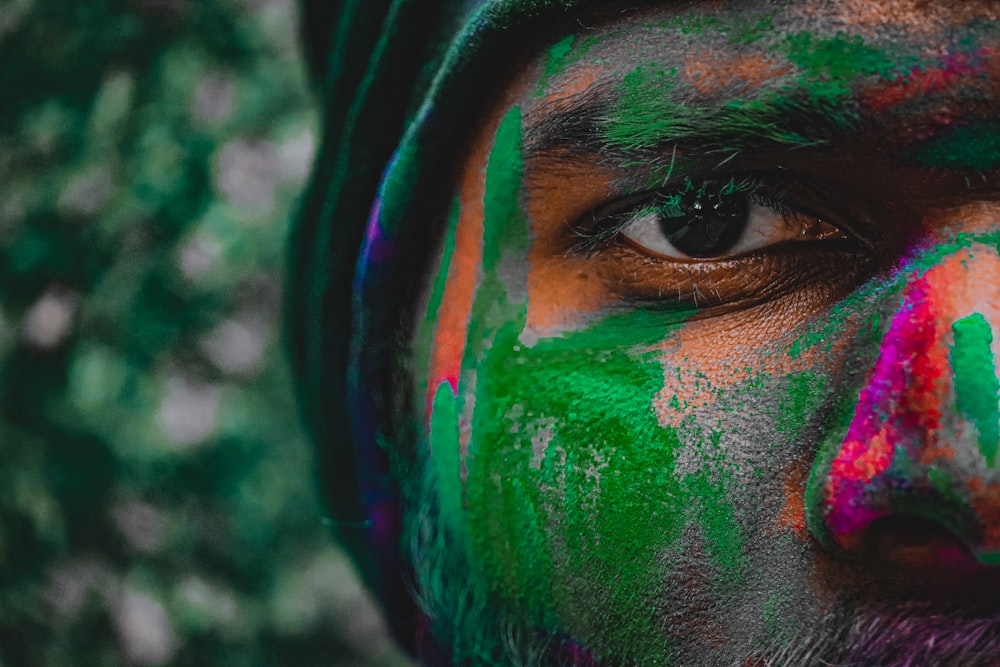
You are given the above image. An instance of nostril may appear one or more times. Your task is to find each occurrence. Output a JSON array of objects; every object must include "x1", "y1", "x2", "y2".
[
  {"x1": 810, "y1": 248, "x2": 1000, "y2": 578},
  {"x1": 852, "y1": 515, "x2": 984, "y2": 573}
]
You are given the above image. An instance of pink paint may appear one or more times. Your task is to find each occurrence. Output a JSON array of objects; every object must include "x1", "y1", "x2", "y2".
[
  {"x1": 822, "y1": 265, "x2": 948, "y2": 542},
  {"x1": 821, "y1": 243, "x2": 1000, "y2": 560},
  {"x1": 360, "y1": 199, "x2": 400, "y2": 265},
  {"x1": 862, "y1": 47, "x2": 999, "y2": 114}
]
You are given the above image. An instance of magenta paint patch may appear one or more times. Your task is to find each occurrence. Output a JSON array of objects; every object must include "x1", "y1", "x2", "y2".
[
  {"x1": 822, "y1": 273, "x2": 945, "y2": 540},
  {"x1": 360, "y1": 199, "x2": 400, "y2": 267},
  {"x1": 863, "y1": 46, "x2": 1000, "y2": 112},
  {"x1": 819, "y1": 241, "x2": 1000, "y2": 563}
]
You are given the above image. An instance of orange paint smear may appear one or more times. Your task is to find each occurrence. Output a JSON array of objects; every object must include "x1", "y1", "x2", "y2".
[
  {"x1": 777, "y1": 458, "x2": 810, "y2": 536},
  {"x1": 835, "y1": 0, "x2": 1000, "y2": 37},
  {"x1": 652, "y1": 298, "x2": 859, "y2": 428},
  {"x1": 524, "y1": 66, "x2": 621, "y2": 332},
  {"x1": 524, "y1": 169, "x2": 617, "y2": 332},
  {"x1": 426, "y1": 148, "x2": 487, "y2": 412},
  {"x1": 682, "y1": 51, "x2": 794, "y2": 96}
]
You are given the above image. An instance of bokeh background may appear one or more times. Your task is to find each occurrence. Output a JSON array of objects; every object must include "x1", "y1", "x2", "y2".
[{"x1": 0, "y1": 1, "x2": 409, "y2": 665}]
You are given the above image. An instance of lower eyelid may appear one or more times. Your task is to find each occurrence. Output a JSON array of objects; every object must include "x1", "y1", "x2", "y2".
[{"x1": 591, "y1": 237, "x2": 871, "y2": 312}]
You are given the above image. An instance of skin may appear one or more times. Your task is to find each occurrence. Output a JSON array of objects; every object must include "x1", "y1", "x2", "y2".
[{"x1": 407, "y1": 1, "x2": 1000, "y2": 664}]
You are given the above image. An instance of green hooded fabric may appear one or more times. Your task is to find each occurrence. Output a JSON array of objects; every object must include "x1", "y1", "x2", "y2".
[{"x1": 289, "y1": 0, "x2": 619, "y2": 657}]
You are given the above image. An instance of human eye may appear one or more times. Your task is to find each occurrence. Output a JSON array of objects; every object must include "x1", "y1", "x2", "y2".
[
  {"x1": 571, "y1": 174, "x2": 875, "y2": 310},
  {"x1": 616, "y1": 177, "x2": 845, "y2": 260}
]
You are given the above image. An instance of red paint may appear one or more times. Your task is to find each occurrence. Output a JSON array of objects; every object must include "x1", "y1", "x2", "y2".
[{"x1": 862, "y1": 47, "x2": 1000, "y2": 113}]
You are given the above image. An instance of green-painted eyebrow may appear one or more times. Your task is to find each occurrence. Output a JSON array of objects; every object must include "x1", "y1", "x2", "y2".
[{"x1": 522, "y1": 78, "x2": 862, "y2": 167}]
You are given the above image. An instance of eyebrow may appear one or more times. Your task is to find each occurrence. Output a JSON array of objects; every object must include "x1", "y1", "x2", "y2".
[{"x1": 522, "y1": 78, "x2": 864, "y2": 168}]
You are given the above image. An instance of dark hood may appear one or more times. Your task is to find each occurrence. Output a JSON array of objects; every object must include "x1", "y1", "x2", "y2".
[{"x1": 289, "y1": 0, "x2": 605, "y2": 653}]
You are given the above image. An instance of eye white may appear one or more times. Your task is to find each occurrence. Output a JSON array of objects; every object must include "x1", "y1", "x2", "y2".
[{"x1": 620, "y1": 200, "x2": 789, "y2": 259}]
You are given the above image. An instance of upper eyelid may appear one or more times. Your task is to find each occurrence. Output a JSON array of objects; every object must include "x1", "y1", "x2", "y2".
[
  {"x1": 569, "y1": 183, "x2": 706, "y2": 243},
  {"x1": 567, "y1": 172, "x2": 870, "y2": 257},
  {"x1": 574, "y1": 175, "x2": 774, "y2": 236}
]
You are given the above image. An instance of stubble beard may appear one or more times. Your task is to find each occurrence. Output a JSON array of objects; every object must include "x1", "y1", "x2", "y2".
[
  {"x1": 758, "y1": 600, "x2": 1000, "y2": 667},
  {"x1": 404, "y1": 450, "x2": 1000, "y2": 667}
]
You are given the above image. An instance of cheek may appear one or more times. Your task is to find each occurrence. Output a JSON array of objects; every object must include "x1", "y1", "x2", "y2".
[
  {"x1": 455, "y1": 312, "x2": 688, "y2": 647},
  {"x1": 424, "y1": 238, "x2": 888, "y2": 649},
  {"x1": 447, "y1": 309, "x2": 860, "y2": 651}
]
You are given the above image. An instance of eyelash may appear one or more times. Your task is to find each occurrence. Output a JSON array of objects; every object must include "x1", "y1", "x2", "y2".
[{"x1": 569, "y1": 174, "x2": 796, "y2": 255}]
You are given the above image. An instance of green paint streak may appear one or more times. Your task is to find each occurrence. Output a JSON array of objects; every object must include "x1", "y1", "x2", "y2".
[
  {"x1": 927, "y1": 467, "x2": 969, "y2": 512},
  {"x1": 950, "y1": 313, "x2": 1000, "y2": 467},
  {"x1": 908, "y1": 232, "x2": 1000, "y2": 267},
  {"x1": 603, "y1": 30, "x2": 918, "y2": 156},
  {"x1": 430, "y1": 381, "x2": 464, "y2": 537},
  {"x1": 604, "y1": 63, "x2": 852, "y2": 154},
  {"x1": 760, "y1": 583, "x2": 794, "y2": 643},
  {"x1": 978, "y1": 551, "x2": 1000, "y2": 566},
  {"x1": 467, "y1": 312, "x2": 688, "y2": 659},
  {"x1": 602, "y1": 30, "x2": 909, "y2": 155},
  {"x1": 605, "y1": 65, "x2": 680, "y2": 151},
  {"x1": 906, "y1": 123, "x2": 1000, "y2": 169},
  {"x1": 865, "y1": 311, "x2": 883, "y2": 345},
  {"x1": 652, "y1": 11, "x2": 774, "y2": 43},
  {"x1": 482, "y1": 108, "x2": 528, "y2": 274},
  {"x1": 687, "y1": 465, "x2": 744, "y2": 585},
  {"x1": 549, "y1": 306, "x2": 697, "y2": 349},
  {"x1": 777, "y1": 31, "x2": 917, "y2": 118},
  {"x1": 535, "y1": 35, "x2": 575, "y2": 96},
  {"x1": 425, "y1": 198, "x2": 461, "y2": 327},
  {"x1": 780, "y1": 31, "x2": 905, "y2": 110},
  {"x1": 534, "y1": 35, "x2": 600, "y2": 97},
  {"x1": 777, "y1": 373, "x2": 828, "y2": 440},
  {"x1": 457, "y1": 104, "x2": 562, "y2": 632},
  {"x1": 783, "y1": 31, "x2": 900, "y2": 83},
  {"x1": 728, "y1": 13, "x2": 776, "y2": 45},
  {"x1": 459, "y1": 105, "x2": 529, "y2": 381}
]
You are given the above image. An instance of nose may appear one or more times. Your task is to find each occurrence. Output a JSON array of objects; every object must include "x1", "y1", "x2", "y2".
[{"x1": 812, "y1": 233, "x2": 1000, "y2": 567}]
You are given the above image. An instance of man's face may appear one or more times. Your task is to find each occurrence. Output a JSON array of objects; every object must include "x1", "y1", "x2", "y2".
[{"x1": 410, "y1": 1, "x2": 1000, "y2": 663}]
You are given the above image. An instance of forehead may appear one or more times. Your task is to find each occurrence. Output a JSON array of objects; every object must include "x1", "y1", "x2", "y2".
[
  {"x1": 506, "y1": 0, "x2": 1000, "y2": 193},
  {"x1": 568, "y1": 0, "x2": 1000, "y2": 47},
  {"x1": 523, "y1": 0, "x2": 999, "y2": 105}
]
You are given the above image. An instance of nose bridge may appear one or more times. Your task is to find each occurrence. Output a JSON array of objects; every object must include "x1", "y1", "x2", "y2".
[{"x1": 815, "y1": 232, "x2": 1000, "y2": 564}]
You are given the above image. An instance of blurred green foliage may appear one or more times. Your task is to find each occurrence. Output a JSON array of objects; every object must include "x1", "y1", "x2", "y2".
[{"x1": 0, "y1": 1, "x2": 409, "y2": 665}]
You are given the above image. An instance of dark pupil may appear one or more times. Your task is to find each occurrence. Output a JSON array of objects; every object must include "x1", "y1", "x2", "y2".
[{"x1": 657, "y1": 190, "x2": 749, "y2": 257}]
